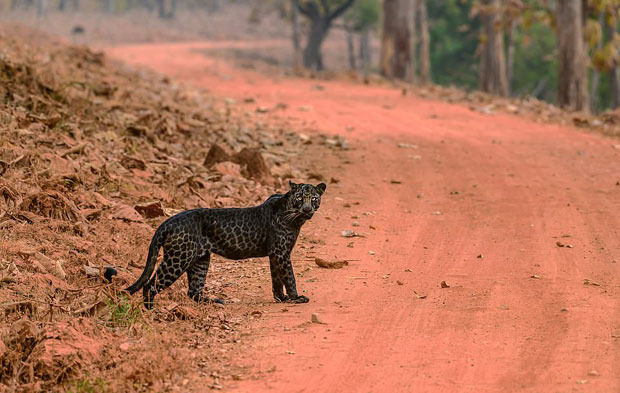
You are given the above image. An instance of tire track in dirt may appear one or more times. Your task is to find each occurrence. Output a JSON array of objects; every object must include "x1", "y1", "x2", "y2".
[{"x1": 106, "y1": 42, "x2": 620, "y2": 393}]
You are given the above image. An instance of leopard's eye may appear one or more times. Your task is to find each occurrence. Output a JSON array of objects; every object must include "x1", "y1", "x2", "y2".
[
  {"x1": 312, "y1": 196, "x2": 318, "y2": 202},
  {"x1": 296, "y1": 196, "x2": 303, "y2": 202}
]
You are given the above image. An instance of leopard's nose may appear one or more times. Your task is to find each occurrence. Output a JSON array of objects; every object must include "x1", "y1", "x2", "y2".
[{"x1": 302, "y1": 205, "x2": 312, "y2": 214}]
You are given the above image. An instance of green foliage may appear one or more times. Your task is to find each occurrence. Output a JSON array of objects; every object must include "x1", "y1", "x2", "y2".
[
  {"x1": 428, "y1": 0, "x2": 480, "y2": 89},
  {"x1": 426, "y1": 0, "x2": 619, "y2": 110},
  {"x1": 511, "y1": 23, "x2": 558, "y2": 102},
  {"x1": 105, "y1": 293, "x2": 142, "y2": 328},
  {"x1": 345, "y1": 0, "x2": 380, "y2": 31},
  {"x1": 67, "y1": 377, "x2": 107, "y2": 393}
]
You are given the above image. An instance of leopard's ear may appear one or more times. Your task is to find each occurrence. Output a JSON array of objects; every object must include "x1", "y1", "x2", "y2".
[
  {"x1": 315, "y1": 183, "x2": 326, "y2": 195},
  {"x1": 289, "y1": 180, "x2": 298, "y2": 190}
]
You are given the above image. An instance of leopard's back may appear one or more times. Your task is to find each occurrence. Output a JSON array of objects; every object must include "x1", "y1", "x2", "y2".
[
  {"x1": 198, "y1": 205, "x2": 273, "y2": 259},
  {"x1": 158, "y1": 197, "x2": 282, "y2": 260}
]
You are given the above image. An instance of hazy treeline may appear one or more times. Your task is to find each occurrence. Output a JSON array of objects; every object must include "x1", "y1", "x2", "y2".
[{"x1": 4, "y1": 0, "x2": 620, "y2": 112}]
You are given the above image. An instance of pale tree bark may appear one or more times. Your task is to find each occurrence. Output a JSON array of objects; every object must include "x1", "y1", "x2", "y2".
[
  {"x1": 418, "y1": 0, "x2": 430, "y2": 84},
  {"x1": 608, "y1": 11, "x2": 620, "y2": 109},
  {"x1": 380, "y1": 0, "x2": 413, "y2": 80},
  {"x1": 291, "y1": 0, "x2": 303, "y2": 69},
  {"x1": 479, "y1": 0, "x2": 508, "y2": 96},
  {"x1": 556, "y1": 0, "x2": 588, "y2": 111},
  {"x1": 106, "y1": 0, "x2": 114, "y2": 13}
]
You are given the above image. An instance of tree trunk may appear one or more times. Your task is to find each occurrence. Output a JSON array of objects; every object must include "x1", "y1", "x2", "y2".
[
  {"x1": 58, "y1": 0, "x2": 67, "y2": 11},
  {"x1": 556, "y1": 0, "x2": 588, "y2": 111},
  {"x1": 298, "y1": 0, "x2": 354, "y2": 71},
  {"x1": 609, "y1": 11, "x2": 620, "y2": 109},
  {"x1": 291, "y1": 0, "x2": 303, "y2": 69},
  {"x1": 106, "y1": 0, "x2": 114, "y2": 13},
  {"x1": 381, "y1": 0, "x2": 412, "y2": 80},
  {"x1": 418, "y1": 0, "x2": 430, "y2": 84},
  {"x1": 506, "y1": 19, "x2": 517, "y2": 95},
  {"x1": 479, "y1": 0, "x2": 508, "y2": 96},
  {"x1": 380, "y1": 0, "x2": 396, "y2": 77},
  {"x1": 346, "y1": 27, "x2": 356, "y2": 70},
  {"x1": 304, "y1": 18, "x2": 329, "y2": 70},
  {"x1": 359, "y1": 28, "x2": 371, "y2": 78}
]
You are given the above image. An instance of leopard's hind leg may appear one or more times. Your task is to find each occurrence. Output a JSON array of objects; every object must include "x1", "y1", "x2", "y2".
[
  {"x1": 143, "y1": 243, "x2": 196, "y2": 309},
  {"x1": 187, "y1": 252, "x2": 224, "y2": 304}
]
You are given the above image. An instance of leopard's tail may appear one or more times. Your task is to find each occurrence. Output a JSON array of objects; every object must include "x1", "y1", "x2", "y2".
[{"x1": 125, "y1": 229, "x2": 165, "y2": 295}]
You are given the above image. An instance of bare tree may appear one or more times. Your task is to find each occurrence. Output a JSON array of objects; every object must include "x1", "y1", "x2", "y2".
[
  {"x1": 418, "y1": 0, "x2": 430, "y2": 84},
  {"x1": 479, "y1": 0, "x2": 508, "y2": 97},
  {"x1": 556, "y1": 0, "x2": 588, "y2": 111},
  {"x1": 380, "y1": 0, "x2": 413, "y2": 80},
  {"x1": 297, "y1": 0, "x2": 356, "y2": 70}
]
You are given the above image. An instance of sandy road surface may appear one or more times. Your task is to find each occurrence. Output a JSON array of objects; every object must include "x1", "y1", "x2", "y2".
[{"x1": 106, "y1": 42, "x2": 620, "y2": 393}]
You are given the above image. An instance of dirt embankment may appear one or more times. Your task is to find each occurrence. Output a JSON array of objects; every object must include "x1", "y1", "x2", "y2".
[{"x1": 0, "y1": 26, "x2": 332, "y2": 393}]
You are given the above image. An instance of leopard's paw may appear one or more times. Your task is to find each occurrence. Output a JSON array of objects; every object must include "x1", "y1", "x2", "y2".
[
  {"x1": 288, "y1": 295, "x2": 309, "y2": 304},
  {"x1": 274, "y1": 294, "x2": 288, "y2": 303}
]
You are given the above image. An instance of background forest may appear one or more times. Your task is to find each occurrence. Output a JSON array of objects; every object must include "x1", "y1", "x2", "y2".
[{"x1": 2, "y1": 0, "x2": 619, "y2": 113}]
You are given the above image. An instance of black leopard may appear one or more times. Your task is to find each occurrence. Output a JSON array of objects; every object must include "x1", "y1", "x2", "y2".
[{"x1": 125, "y1": 181, "x2": 326, "y2": 309}]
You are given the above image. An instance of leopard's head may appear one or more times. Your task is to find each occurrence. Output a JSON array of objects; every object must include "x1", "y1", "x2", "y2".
[{"x1": 286, "y1": 181, "x2": 326, "y2": 220}]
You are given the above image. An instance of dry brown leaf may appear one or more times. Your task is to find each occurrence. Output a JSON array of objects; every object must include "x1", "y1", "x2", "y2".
[{"x1": 108, "y1": 203, "x2": 144, "y2": 222}]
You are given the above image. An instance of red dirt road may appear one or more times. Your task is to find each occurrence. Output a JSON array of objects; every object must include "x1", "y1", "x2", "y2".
[{"x1": 107, "y1": 42, "x2": 620, "y2": 392}]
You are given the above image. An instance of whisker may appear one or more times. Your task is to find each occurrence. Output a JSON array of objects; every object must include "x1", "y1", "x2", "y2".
[{"x1": 283, "y1": 211, "x2": 301, "y2": 224}]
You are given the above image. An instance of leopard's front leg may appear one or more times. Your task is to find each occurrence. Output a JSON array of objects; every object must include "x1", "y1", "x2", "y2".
[
  {"x1": 270, "y1": 252, "x2": 309, "y2": 303},
  {"x1": 269, "y1": 255, "x2": 286, "y2": 302}
]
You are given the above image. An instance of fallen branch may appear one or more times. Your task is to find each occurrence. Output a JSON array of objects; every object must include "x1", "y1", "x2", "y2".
[{"x1": 61, "y1": 142, "x2": 87, "y2": 157}]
